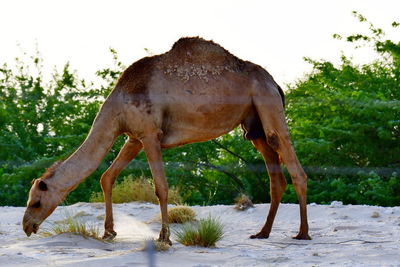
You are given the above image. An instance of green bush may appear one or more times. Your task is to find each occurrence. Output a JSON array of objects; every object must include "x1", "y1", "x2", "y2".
[
  {"x1": 282, "y1": 12, "x2": 400, "y2": 206},
  {"x1": 282, "y1": 171, "x2": 400, "y2": 206},
  {"x1": 174, "y1": 216, "x2": 224, "y2": 247}
]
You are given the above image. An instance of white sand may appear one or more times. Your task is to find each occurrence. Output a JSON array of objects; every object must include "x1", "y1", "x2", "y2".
[{"x1": 0, "y1": 202, "x2": 399, "y2": 266}]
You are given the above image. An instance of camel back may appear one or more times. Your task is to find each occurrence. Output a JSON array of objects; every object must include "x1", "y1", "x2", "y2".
[{"x1": 116, "y1": 37, "x2": 285, "y2": 105}]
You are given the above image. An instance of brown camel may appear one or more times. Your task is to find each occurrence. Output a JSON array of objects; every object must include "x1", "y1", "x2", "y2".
[{"x1": 23, "y1": 37, "x2": 311, "y2": 244}]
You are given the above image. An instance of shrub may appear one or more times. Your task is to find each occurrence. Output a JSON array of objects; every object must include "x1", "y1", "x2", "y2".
[
  {"x1": 234, "y1": 193, "x2": 254, "y2": 211},
  {"x1": 40, "y1": 211, "x2": 101, "y2": 240},
  {"x1": 89, "y1": 175, "x2": 182, "y2": 204},
  {"x1": 174, "y1": 216, "x2": 224, "y2": 247},
  {"x1": 167, "y1": 205, "x2": 196, "y2": 223}
]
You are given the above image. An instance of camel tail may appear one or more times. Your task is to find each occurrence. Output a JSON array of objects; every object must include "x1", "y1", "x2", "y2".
[
  {"x1": 276, "y1": 84, "x2": 285, "y2": 108},
  {"x1": 265, "y1": 70, "x2": 285, "y2": 108},
  {"x1": 270, "y1": 83, "x2": 284, "y2": 166}
]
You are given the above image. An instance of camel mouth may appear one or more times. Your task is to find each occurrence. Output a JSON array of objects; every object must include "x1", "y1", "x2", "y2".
[
  {"x1": 23, "y1": 224, "x2": 33, "y2": 237},
  {"x1": 22, "y1": 211, "x2": 42, "y2": 237},
  {"x1": 32, "y1": 223, "x2": 39, "y2": 234},
  {"x1": 23, "y1": 222, "x2": 40, "y2": 237}
]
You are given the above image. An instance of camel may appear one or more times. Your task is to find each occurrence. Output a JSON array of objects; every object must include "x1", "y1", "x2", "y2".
[{"x1": 23, "y1": 37, "x2": 311, "y2": 245}]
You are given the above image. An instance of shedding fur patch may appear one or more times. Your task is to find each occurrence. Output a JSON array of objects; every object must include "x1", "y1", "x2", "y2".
[
  {"x1": 161, "y1": 37, "x2": 245, "y2": 82},
  {"x1": 163, "y1": 64, "x2": 235, "y2": 82}
]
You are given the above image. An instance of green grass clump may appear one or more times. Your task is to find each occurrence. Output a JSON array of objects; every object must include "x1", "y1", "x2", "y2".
[
  {"x1": 168, "y1": 206, "x2": 196, "y2": 223},
  {"x1": 40, "y1": 211, "x2": 101, "y2": 240},
  {"x1": 90, "y1": 175, "x2": 182, "y2": 204},
  {"x1": 174, "y1": 216, "x2": 224, "y2": 247}
]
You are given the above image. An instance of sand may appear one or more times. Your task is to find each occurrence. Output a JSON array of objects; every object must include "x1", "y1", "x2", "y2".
[{"x1": 0, "y1": 202, "x2": 399, "y2": 266}]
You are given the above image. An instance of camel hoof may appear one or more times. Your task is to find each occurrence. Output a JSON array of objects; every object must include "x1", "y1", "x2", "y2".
[
  {"x1": 102, "y1": 230, "x2": 117, "y2": 240},
  {"x1": 250, "y1": 232, "x2": 269, "y2": 239},
  {"x1": 292, "y1": 232, "x2": 311, "y2": 240},
  {"x1": 158, "y1": 223, "x2": 172, "y2": 245}
]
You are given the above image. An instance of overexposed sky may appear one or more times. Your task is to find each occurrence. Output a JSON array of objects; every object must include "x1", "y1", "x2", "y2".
[{"x1": 0, "y1": 0, "x2": 399, "y2": 87}]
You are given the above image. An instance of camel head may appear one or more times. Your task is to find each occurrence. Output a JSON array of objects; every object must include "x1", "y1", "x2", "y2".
[{"x1": 23, "y1": 177, "x2": 64, "y2": 236}]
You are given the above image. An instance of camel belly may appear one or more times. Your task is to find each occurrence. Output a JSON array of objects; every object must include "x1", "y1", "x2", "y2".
[
  {"x1": 160, "y1": 94, "x2": 251, "y2": 148},
  {"x1": 148, "y1": 69, "x2": 254, "y2": 148}
]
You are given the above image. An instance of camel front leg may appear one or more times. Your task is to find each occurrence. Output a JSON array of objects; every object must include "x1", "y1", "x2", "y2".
[
  {"x1": 253, "y1": 93, "x2": 311, "y2": 240},
  {"x1": 100, "y1": 138, "x2": 143, "y2": 240},
  {"x1": 250, "y1": 137, "x2": 287, "y2": 239},
  {"x1": 142, "y1": 135, "x2": 172, "y2": 245}
]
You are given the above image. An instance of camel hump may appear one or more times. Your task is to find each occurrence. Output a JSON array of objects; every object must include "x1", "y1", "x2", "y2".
[
  {"x1": 171, "y1": 37, "x2": 229, "y2": 57},
  {"x1": 166, "y1": 37, "x2": 245, "y2": 70}
]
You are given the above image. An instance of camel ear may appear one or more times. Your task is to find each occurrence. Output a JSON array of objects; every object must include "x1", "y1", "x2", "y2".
[
  {"x1": 31, "y1": 179, "x2": 36, "y2": 185},
  {"x1": 38, "y1": 180, "x2": 48, "y2": 191}
]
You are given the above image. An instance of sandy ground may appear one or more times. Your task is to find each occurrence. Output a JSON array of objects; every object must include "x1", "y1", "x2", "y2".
[{"x1": 0, "y1": 202, "x2": 399, "y2": 267}]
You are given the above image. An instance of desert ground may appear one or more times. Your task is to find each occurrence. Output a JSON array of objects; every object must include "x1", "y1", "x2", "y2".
[{"x1": 0, "y1": 202, "x2": 399, "y2": 266}]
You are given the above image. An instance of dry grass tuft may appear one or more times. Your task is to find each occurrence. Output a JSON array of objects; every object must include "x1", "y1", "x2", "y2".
[
  {"x1": 141, "y1": 239, "x2": 171, "y2": 252},
  {"x1": 40, "y1": 211, "x2": 101, "y2": 240},
  {"x1": 90, "y1": 175, "x2": 182, "y2": 204},
  {"x1": 234, "y1": 193, "x2": 254, "y2": 211},
  {"x1": 168, "y1": 206, "x2": 196, "y2": 223},
  {"x1": 174, "y1": 215, "x2": 224, "y2": 247}
]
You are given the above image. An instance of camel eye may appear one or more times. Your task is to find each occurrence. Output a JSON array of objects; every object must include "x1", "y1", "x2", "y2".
[
  {"x1": 38, "y1": 180, "x2": 48, "y2": 191},
  {"x1": 32, "y1": 201, "x2": 41, "y2": 208}
]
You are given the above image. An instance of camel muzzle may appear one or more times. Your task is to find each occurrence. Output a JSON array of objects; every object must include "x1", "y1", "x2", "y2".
[{"x1": 22, "y1": 210, "x2": 40, "y2": 237}]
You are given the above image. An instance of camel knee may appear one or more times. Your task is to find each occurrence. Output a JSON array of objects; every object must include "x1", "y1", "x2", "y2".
[
  {"x1": 270, "y1": 175, "x2": 287, "y2": 199},
  {"x1": 100, "y1": 174, "x2": 109, "y2": 191},
  {"x1": 292, "y1": 174, "x2": 307, "y2": 195},
  {"x1": 155, "y1": 184, "x2": 168, "y2": 202},
  {"x1": 100, "y1": 171, "x2": 116, "y2": 192}
]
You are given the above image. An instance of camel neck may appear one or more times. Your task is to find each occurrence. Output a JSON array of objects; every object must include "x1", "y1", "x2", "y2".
[{"x1": 53, "y1": 100, "x2": 120, "y2": 195}]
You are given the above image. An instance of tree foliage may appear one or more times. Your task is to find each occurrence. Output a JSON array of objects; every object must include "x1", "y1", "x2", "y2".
[
  {"x1": 0, "y1": 49, "x2": 125, "y2": 205},
  {"x1": 1, "y1": 13, "x2": 399, "y2": 207},
  {"x1": 284, "y1": 12, "x2": 400, "y2": 206}
]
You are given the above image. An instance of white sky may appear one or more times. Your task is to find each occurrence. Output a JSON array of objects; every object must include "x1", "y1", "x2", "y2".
[{"x1": 0, "y1": 0, "x2": 399, "y2": 88}]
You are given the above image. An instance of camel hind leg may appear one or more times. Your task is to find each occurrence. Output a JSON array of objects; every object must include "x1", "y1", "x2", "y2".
[
  {"x1": 250, "y1": 137, "x2": 287, "y2": 239},
  {"x1": 100, "y1": 138, "x2": 143, "y2": 240},
  {"x1": 251, "y1": 85, "x2": 311, "y2": 240}
]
